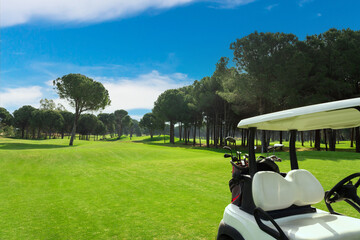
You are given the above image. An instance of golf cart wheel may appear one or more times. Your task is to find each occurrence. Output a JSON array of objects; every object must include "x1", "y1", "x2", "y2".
[
  {"x1": 217, "y1": 235, "x2": 234, "y2": 240},
  {"x1": 217, "y1": 220, "x2": 244, "y2": 240}
]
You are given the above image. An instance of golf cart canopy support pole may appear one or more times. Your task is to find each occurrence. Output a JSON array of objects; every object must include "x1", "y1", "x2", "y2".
[
  {"x1": 290, "y1": 130, "x2": 299, "y2": 169},
  {"x1": 249, "y1": 127, "x2": 257, "y2": 177}
]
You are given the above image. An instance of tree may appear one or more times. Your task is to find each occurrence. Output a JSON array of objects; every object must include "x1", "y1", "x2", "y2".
[
  {"x1": 30, "y1": 109, "x2": 45, "y2": 139},
  {"x1": 59, "y1": 111, "x2": 75, "y2": 139},
  {"x1": 77, "y1": 114, "x2": 98, "y2": 140},
  {"x1": 53, "y1": 73, "x2": 111, "y2": 146},
  {"x1": 153, "y1": 89, "x2": 186, "y2": 144},
  {"x1": 98, "y1": 113, "x2": 115, "y2": 138},
  {"x1": 121, "y1": 115, "x2": 132, "y2": 136},
  {"x1": 94, "y1": 120, "x2": 107, "y2": 140},
  {"x1": 42, "y1": 110, "x2": 64, "y2": 139},
  {"x1": 140, "y1": 113, "x2": 162, "y2": 139},
  {"x1": 0, "y1": 107, "x2": 14, "y2": 136},
  {"x1": 40, "y1": 98, "x2": 56, "y2": 110},
  {"x1": 0, "y1": 107, "x2": 13, "y2": 127},
  {"x1": 132, "y1": 119, "x2": 142, "y2": 137},
  {"x1": 114, "y1": 110, "x2": 128, "y2": 138},
  {"x1": 13, "y1": 105, "x2": 36, "y2": 138}
]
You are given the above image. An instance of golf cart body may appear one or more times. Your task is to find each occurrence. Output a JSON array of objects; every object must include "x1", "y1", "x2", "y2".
[{"x1": 217, "y1": 97, "x2": 360, "y2": 240}]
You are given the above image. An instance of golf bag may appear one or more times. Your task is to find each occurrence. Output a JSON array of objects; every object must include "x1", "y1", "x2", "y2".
[{"x1": 229, "y1": 157, "x2": 280, "y2": 207}]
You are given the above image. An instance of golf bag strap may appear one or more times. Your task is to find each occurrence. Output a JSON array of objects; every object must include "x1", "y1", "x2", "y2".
[{"x1": 253, "y1": 207, "x2": 289, "y2": 240}]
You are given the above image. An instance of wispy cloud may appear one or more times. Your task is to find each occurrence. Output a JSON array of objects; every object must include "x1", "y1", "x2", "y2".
[
  {"x1": 211, "y1": 0, "x2": 256, "y2": 8},
  {"x1": 28, "y1": 61, "x2": 131, "y2": 79},
  {"x1": 1, "y1": 70, "x2": 193, "y2": 116},
  {"x1": 99, "y1": 70, "x2": 193, "y2": 112},
  {"x1": 0, "y1": 0, "x2": 194, "y2": 27},
  {"x1": 0, "y1": 86, "x2": 43, "y2": 111},
  {"x1": 298, "y1": 0, "x2": 314, "y2": 7},
  {"x1": 265, "y1": 4, "x2": 279, "y2": 11},
  {"x1": 1, "y1": 0, "x2": 256, "y2": 27}
]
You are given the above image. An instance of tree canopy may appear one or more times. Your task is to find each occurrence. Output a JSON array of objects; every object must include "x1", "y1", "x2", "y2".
[{"x1": 53, "y1": 73, "x2": 111, "y2": 145}]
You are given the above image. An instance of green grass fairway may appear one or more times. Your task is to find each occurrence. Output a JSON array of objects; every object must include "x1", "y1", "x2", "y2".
[{"x1": 0, "y1": 137, "x2": 360, "y2": 239}]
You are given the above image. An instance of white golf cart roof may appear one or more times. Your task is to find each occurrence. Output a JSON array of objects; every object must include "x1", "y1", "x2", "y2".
[{"x1": 238, "y1": 97, "x2": 360, "y2": 131}]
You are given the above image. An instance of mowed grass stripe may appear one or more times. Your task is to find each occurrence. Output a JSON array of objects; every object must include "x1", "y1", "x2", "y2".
[
  {"x1": 0, "y1": 138, "x2": 229, "y2": 239},
  {"x1": 0, "y1": 138, "x2": 360, "y2": 239}
]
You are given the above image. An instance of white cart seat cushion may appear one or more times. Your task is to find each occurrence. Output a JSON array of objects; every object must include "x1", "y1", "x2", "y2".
[{"x1": 252, "y1": 169, "x2": 324, "y2": 211}]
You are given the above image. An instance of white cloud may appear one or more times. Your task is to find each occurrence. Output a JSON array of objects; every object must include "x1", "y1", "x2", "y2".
[
  {"x1": 265, "y1": 4, "x2": 279, "y2": 11},
  {"x1": 0, "y1": 86, "x2": 43, "y2": 111},
  {"x1": 0, "y1": 0, "x2": 193, "y2": 27},
  {"x1": 0, "y1": 70, "x2": 192, "y2": 117},
  {"x1": 1, "y1": 0, "x2": 256, "y2": 27},
  {"x1": 212, "y1": 0, "x2": 256, "y2": 8},
  {"x1": 99, "y1": 70, "x2": 192, "y2": 112},
  {"x1": 298, "y1": 0, "x2": 314, "y2": 7}
]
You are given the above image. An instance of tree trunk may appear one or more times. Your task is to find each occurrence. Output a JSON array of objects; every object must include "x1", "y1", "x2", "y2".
[
  {"x1": 220, "y1": 120, "x2": 223, "y2": 146},
  {"x1": 324, "y1": 129, "x2": 328, "y2": 151},
  {"x1": 184, "y1": 127, "x2": 188, "y2": 145},
  {"x1": 206, "y1": 118, "x2": 210, "y2": 148},
  {"x1": 351, "y1": 128, "x2": 355, "y2": 148},
  {"x1": 261, "y1": 130, "x2": 267, "y2": 153},
  {"x1": 328, "y1": 129, "x2": 336, "y2": 151},
  {"x1": 315, "y1": 130, "x2": 321, "y2": 150},
  {"x1": 355, "y1": 127, "x2": 360, "y2": 153},
  {"x1": 37, "y1": 128, "x2": 41, "y2": 139},
  {"x1": 193, "y1": 125, "x2": 196, "y2": 146},
  {"x1": 279, "y1": 131, "x2": 283, "y2": 144},
  {"x1": 241, "y1": 129, "x2": 245, "y2": 146},
  {"x1": 199, "y1": 126, "x2": 201, "y2": 147},
  {"x1": 179, "y1": 123, "x2": 182, "y2": 141},
  {"x1": 170, "y1": 120, "x2": 175, "y2": 144},
  {"x1": 69, "y1": 114, "x2": 79, "y2": 146},
  {"x1": 301, "y1": 132, "x2": 304, "y2": 146},
  {"x1": 214, "y1": 117, "x2": 217, "y2": 148}
]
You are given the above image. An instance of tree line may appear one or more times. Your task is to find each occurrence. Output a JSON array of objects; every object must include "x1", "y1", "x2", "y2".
[
  {"x1": 144, "y1": 28, "x2": 360, "y2": 152},
  {"x1": 1, "y1": 29, "x2": 360, "y2": 151},
  {"x1": 0, "y1": 99, "x2": 143, "y2": 141}
]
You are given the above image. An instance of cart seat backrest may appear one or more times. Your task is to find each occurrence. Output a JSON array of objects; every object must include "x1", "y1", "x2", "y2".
[{"x1": 252, "y1": 169, "x2": 324, "y2": 211}]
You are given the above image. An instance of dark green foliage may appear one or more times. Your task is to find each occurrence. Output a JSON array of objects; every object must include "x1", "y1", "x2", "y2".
[
  {"x1": 0, "y1": 107, "x2": 13, "y2": 127},
  {"x1": 13, "y1": 105, "x2": 36, "y2": 138},
  {"x1": 153, "y1": 89, "x2": 186, "y2": 143},
  {"x1": 114, "y1": 109, "x2": 128, "y2": 138},
  {"x1": 53, "y1": 73, "x2": 111, "y2": 145},
  {"x1": 94, "y1": 120, "x2": 107, "y2": 138},
  {"x1": 42, "y1": 110, "x2": 64, "y2": 139},
  {"x1": 78, "y1": 114, "x2": 98, "y2": 138},
  {"x1": 30, "y1": 109, "x2": 46, "y2": 139},
  {"x1": 59, "y1": 111, "x2": 75, "y2": 139},
  {"x1": 140, "y1": 113, "x2": 163, "y2": 139},
  {"x1": 98, "y1": 113, "x2": 115, "y2": 137},
  {"x1": 132, "y1": 119, "x2": 142, "y2": 137}
]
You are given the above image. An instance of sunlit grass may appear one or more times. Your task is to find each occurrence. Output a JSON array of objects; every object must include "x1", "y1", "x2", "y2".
[{"x1": 0, "y1": 137, "x2": 359, "y2": 239}]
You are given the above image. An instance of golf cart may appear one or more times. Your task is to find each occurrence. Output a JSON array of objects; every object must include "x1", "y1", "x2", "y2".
[{"x1": 217, "y1": 97, "x2": 360, "y2": 240}]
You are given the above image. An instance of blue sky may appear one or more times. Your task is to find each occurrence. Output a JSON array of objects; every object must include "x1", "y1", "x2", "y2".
[{"x1": 1, "y1": 0, "x2": 359, "y2": 119}]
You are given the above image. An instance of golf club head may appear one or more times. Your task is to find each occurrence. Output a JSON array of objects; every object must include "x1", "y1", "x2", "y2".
[
  {"x1": 225, "y1": 136, "x2": 236, "y2": 144},
  {"x1": 223, "y1": 146, "x2": 232, "y2": 151}
]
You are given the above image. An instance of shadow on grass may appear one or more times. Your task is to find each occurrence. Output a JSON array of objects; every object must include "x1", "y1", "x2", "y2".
[
  {"x1": 0, "y1": 143, "x2": 69, "y2": 150},
  {"x1": 135, "y1": 137, "x2": 360, "y2": 161},
  {"x1": 103, "y1": 136, "x2": 130, "y2": 141},
  {"x1": 135, "y1": 136, "x2": 253, "y2": 154}
]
